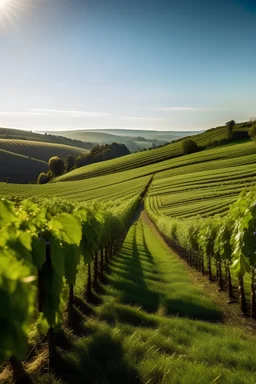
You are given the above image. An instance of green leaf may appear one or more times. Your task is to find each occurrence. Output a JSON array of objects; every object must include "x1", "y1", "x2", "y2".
[
  {"x1": 63, "y1": 244, "x2": 80, "y2": 285},
  {"x1": 32, "y1": 238, "x2": 46, "y2": 270},
  {"x1": 231, "y1": 253, "x2": 251, "y2": 278},
  {"x1": 49, "y1": 213, "x2": 82, "y2": 245}
]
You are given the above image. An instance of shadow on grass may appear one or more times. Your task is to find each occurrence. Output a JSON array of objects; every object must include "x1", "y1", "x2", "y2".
[
  {"x1": 107, "y1": 222, "x2": 223, "y2": 323},
  {"x1": 99, "y1": 302, "x2": 158, "y2": 328},
  {"x1": 73, "y1": 295, "x2": 95, "y2": 316},
  {"x1": 164, "y1": 298, "x2": 223, "y2": 322},
  {"x1": 107, "y1": 226, "x2": 163, "y2": 313},
  {"x1": 53, "y1": 331, "x2": 142, "y2": 384}
]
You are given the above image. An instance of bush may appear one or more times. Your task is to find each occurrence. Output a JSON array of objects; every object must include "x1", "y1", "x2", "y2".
[
  {"x1": 226, "y1": 120, "x2": 236, "y2": 137},
  {"x1": 181, "y1": 139, "x2": 198, "y2": 155},
  {"x1": 37, "y1": 172, "x2": 50, "y2": 184},
  {"x1": 249, "y1": 125, "x2": 256, "y2": 141},
  {"x1": 48, "y1": 156, "x2": 65, "y2": 177}
]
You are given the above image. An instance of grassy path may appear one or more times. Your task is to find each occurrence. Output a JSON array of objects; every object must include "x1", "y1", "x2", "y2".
[{"x1": 29, "y1": 213, "x2": 256, "y2": 383}]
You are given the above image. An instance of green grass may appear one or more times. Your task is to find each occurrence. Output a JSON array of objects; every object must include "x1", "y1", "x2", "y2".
[
  {"x1": 29, "y1": 214, "x2": 256, "y2": 384},
  {"x1": 0, "y1": 139, "x2": 86, "y2": 162}
]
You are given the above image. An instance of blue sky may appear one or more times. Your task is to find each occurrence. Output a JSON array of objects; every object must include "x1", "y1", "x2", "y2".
[{"x1": 0, "y1": 0, "x2": 255, "y2": 131}]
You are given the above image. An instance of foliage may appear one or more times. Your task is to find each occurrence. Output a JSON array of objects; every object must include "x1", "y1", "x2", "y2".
[
  {"x1": 226, "y1": 120, "x2": 236, "y2": 137},
  {"x1": 181, "y1": 139, "x2": 198, "y2": 155},
  {"x1": 48, "y1": 156, "x2": 65, "y2": 177},
  {"x1": 37, "y1": 172, "x2": 50, "y2": 184},
  {"x1": 65, "y1": 154, "x2": 76, "y2": 172},
  {"x1": 0, "y1": 195, "x2": 139, "y2": 364},
  {"x1": 249, "y1": 124, "x2": 256, "y2": 141},
  {"x1": 75, "y1": 142, "x2": 130, "y2": 169}
]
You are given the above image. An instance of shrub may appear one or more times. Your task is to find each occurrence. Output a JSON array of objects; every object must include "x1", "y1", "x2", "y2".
[
  {"x1": 37, "y1": 172, "x2": 50, "y2": 184},
  {"x1": 181, "y1": 139, "x2": 198, "y2": 155},
  {"x1": 249, "y1": 125, "x2": 256, "y2": 141}
]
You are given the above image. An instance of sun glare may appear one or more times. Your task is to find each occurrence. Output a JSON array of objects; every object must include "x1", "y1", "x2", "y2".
[
  {"x1": 0, "y1": 0, "x2": 15, "y2": 11},
  {"x1": 0, "y1": 0, "x2": 29, "y2": 29}
]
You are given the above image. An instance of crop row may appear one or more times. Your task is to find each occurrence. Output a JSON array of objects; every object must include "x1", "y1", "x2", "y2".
[
  {"x1": 0, "y1": 195, "x2": 140, "y2": 382},
  {"x1": 146, "y1": 186, "x2": 256, "y2": 317}
]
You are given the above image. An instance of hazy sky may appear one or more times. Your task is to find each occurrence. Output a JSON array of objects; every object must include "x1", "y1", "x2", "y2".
[{"x1": 0, "y1": 0, "x2": 255, "y2": 131}]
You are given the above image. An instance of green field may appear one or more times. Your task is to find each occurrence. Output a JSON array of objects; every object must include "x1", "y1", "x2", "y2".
[
  {"x1": 1, "y1": 140, "x2": 255, "y2": 211},
  {"x1": 0, "y1": 138, "x2": 86, "y2": 162},
  {"x1": 54, "y1": 123, "x2": 251, "y2": 183}
]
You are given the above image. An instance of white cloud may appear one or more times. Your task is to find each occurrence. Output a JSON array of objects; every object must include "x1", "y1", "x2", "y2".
[
  {"x1": 121, "y1": 116, "x2": 166, "y2": 121},
  {"x1": 0, "y1": 111, "x2": 48, "y2": 116},
  {"x1": 0, "y1": 109, "x2": 114, "y2": 118},
  {"x1": 31, "y1": 109, "x2": 114, "y2": 118},
  {"x1": 144, "y1": 107, "x2": 221, "y2": 112}
]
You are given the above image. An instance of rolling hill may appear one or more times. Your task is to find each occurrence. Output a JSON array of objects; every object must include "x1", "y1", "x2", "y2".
[
  {"x1": 0, "y1": 149, "x2": 48, "y2": 184},
  {"x1": 45, "y1": 128, "x2": 193, "y2": 152},
  {"x1": 0, "y1": 139, "x2": 87, "y2": 162},
  {"x1": 54, "y1": 120, "x2": 252, "y2": 182},
  {"x1": 0, "y1": 127, "x2": 94, "y2": 150}
]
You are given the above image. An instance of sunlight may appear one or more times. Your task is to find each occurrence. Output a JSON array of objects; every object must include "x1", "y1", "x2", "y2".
[
  {"x1": 0, "y1": 0, "x2": 29, "y2": 29},
  {"x1": 0, "y1": 0, "x2": 13, "y2": 11}
]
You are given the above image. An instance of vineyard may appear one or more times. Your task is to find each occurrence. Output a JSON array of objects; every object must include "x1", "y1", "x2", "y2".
[
  {"x1": 1, "y1": 130, "x2": 256, "y2": 383},
  {"x1": 0, "y1": 195, "x2": 140, "y2": 382}
]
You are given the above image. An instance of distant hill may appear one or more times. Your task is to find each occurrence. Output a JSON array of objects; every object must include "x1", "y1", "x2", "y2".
[
  {"x1": 46, "y1": 129, "x2": 196, "y2": 152},
  {"x1": 0, "y1": 149, "x2": 48, "y2": 184},
  {"x1": 0, "y1": 139, "x2": 87, "y2": 162},
  {"x1": 0, "y1": 127, "x2": 94, "y2": 150}
]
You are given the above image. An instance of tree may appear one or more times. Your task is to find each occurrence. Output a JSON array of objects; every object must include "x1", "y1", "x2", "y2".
[
  {"x1": 249, "y1": 124, "x2": 256, "y2": 141},
  {"x1": 65, "y1": 155, "x2": 76, "y2": 173},
  {"x1": 181, "y1": 139, "x2": 198, "y2": 155},
  {"x1": 48, "y1": 156, "x2": 65, "y2": 177},
  {"x1": 226, "y1": 120, "x2": 235, "y2": 137},
  {"x1": 37, "y1": 172, "x2": 50, "y2": 184}
]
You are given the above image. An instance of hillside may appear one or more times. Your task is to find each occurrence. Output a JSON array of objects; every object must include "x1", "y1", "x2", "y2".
[
  {"x1": 0, "y1": 149, "x2": 48, "y2": 183},
  {"x1": 54, "y1": 121, "x2": 252, "y2": 182},
  {"x1": 0, "y1": 127, "x2": 94, "y2": 150},
  {"x1": 1, "y1": 140, "x2": 255, "y2": 207},
  {"x1": 45, "y1": 129, "x2": 187, "y2": 152},
  {"x1": 0, "y1": 139, "x2": 87, "y2": 162}
]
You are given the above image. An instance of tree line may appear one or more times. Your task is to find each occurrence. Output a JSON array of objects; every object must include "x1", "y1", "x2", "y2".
[{"x1": 37, "y1": 142, "x2": 130, "y2": 184}]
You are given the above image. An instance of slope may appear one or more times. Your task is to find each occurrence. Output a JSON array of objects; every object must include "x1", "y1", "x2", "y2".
[
  {"x1": 0, "y1": 139, "x2": 87, "y2": 162},
  {"x1": 1, "y1": 141, "x2": 256, "y2": 210},
  {"x1": 0, "y1": 149, "x2": 48, "y2": 183},
  {"x1": 55, "y1": 122, "x2": 252, "y2": 182},
  {"x1": 0, "y1": 127, "x2": 93, "y2": 150}
]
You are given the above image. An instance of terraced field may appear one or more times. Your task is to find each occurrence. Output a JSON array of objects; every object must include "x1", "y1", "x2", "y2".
[
  {"x1": 0, "y1": 139, "x2": 86, "y2": 162},
  {"x1": 148, "y1": 158, "x2": 256, "y2": 218}
]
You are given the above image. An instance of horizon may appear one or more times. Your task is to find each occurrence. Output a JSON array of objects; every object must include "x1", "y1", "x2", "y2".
[{"x1": 0, "y1": 0, "x2": 255, "y2": 132}]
